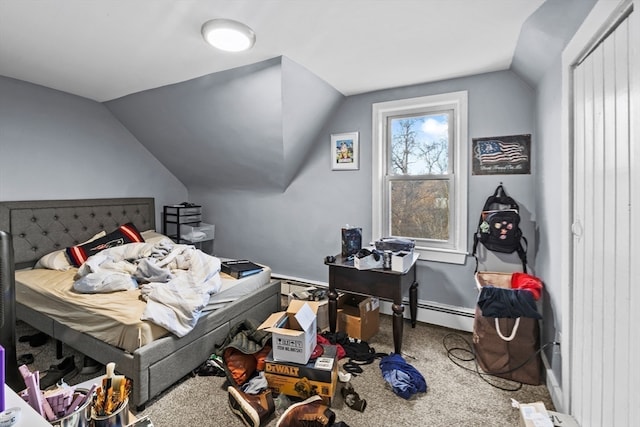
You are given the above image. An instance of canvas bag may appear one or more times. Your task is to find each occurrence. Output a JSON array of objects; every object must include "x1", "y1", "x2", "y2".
[{"x1": 472, "y1": 272, "x2": 542, "y2": 385}]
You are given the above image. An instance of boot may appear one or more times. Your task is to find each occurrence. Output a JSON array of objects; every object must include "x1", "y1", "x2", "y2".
[
  {"x1": 228, "y1": 386, "x2": 275, "y2": 427},
  {"x1": 276, "y1": 395, "x2": 336, "y2": 427}
]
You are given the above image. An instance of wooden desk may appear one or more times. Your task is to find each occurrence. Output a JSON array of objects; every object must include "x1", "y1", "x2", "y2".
[{"x1": 325, "y1": 254, "x2": 418, "y2": 354}]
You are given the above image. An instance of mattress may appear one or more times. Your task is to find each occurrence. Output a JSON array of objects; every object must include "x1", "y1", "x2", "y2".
[{"x1": 15, "y1": 265, "x2": 271, "y2": 353}]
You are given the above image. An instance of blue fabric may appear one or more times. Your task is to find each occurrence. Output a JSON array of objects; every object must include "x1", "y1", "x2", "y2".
[{"x1": 379, "y1": 353, "x2": 427, "y2": 399}]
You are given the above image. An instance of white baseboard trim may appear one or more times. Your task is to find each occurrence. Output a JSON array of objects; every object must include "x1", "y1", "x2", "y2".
[
  {"x1": 541, "y1": 351, "x2": 565, "y2": 413},
  {"x1": 273, "y1": 274, "x2": 475, "y2": 332},
  {"x1": 378, "y1": 299, "x2": 474, "y2": 332}
]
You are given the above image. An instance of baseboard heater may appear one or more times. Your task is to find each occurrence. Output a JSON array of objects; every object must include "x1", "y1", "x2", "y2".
[{"x1": 273, "y1": 275, "x2": 474, "y2": 333}]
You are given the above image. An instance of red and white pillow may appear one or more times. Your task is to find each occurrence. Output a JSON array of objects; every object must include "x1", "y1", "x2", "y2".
[{"x1": 65, "y1": 223, "x2": 145, "y2": 267}]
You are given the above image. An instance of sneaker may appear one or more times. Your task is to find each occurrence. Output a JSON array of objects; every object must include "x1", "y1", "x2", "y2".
[
  {"x1": 276, "y1": 395, "x2": 336, "y2": 427},
  {"x1": 40, "y1": 355, "x2": 78, "y2": 389},
  {"x1": 228, "y1": 386, "x2": 275, "y2": 427}
]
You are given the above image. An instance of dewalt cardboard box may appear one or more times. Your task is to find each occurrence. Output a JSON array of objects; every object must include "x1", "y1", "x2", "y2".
[
  {"x1": 338, "y1": 294, "x2": 380, "y2": 341},
  {"x1": 264, "y1": 344, "x2": 338, "y2": 405},
  {"x1": 259, "y1": 300, "x2": 319, "y2": 364}
]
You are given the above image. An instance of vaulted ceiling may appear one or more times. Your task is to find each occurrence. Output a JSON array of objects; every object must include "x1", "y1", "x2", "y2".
[
  {"x1": 0, "y1": 0, "x2": 597, "y2": 191},
  {"x1": 1, "y1": 0, "x2": 548, "y2": 102}
]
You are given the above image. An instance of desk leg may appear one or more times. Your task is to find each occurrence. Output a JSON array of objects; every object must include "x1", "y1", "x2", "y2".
[
  {"x1": 392, "y1": 303, "x2": 404, "y2": 354},
  {"x1": 410, "y1": 281, "x2": 418, "y2": 328},
  {"x1": 329, "y1": 290, "x2": 338, "y2": 333}
]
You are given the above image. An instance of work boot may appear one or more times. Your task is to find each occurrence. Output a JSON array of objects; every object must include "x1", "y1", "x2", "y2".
[
  {"x1": 276, "y1": 395, "x2": 336, "y2": 427},
  {"x1": 228, "y1": 386, "x2": 275, "y2": 427}
]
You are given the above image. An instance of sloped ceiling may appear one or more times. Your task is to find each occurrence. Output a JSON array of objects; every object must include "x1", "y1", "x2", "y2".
[
  {"x1": 1, "y1": 1, "x2": 598, "y2": 193},
  {"x1": 106, "y1": 57, "x2": 343, "y2": 192},
  {"x1": 512, "y1": 0, "x2": 598, "y2": 87},
  {"x1": 0, "y1": 0, "x2": 545, "y2": 102}
]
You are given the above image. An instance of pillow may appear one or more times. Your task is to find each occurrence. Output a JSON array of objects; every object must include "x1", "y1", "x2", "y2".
[
  {"x1": 141, "y1": 229, "x2": 171, "y2": 244},
  {"x1": 66, "y1": 223, "x2": 145, "y2": 267},
  {"x1": 35, "y1": 230, "x2": 107, "y2": 271}
]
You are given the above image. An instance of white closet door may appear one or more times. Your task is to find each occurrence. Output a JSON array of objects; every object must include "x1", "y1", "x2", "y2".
[{"x1": 571, "y1": 9, "x2": 635, "y2": 427}]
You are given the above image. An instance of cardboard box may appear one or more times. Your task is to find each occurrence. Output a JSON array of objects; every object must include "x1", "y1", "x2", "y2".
[
  {"x1": 264, "y1": 345, "x2": 338, "y2": 405},
  {"x1": 259, "y1": 300, "x2": 319, "y2": 364},
  {"x1": 338, "y1": 294, "x2": 380, "y2": 341},
  {"x1": 519, "y1": 401, "x2": 553, "y2": 427},
  {"x1": 287, "y1": 287, "x2": 330, "y2": 331}
]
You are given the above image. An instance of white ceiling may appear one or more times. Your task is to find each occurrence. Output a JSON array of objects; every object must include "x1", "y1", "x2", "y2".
[{"x1": 0, "y1": 0, "x2": 545, "y2": 102}]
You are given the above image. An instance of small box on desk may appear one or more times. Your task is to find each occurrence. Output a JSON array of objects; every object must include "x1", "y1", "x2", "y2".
[
  {"x1": 264, "y1": 345, "x2": 338, "y2": 406},
  {"x1": 338, "y1": 294, "x2": 380, "y2": 341},
  {"x1": 391, "y1": 250, "x2": 417, "y2": 272},
  {"x1": 259, "y1": 300, "x2": 319, "y2": 364}
]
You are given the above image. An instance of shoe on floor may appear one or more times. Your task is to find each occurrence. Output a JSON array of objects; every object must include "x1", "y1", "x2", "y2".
[
  {"x1": 79, "y1": 356, "x2": 103, "y2": 375},
  {"x1": 40, "y1": 355, "x2": 78, "y2": 389},
  {"x1": 18, "y1": 332, "x2": 49, "y2": 347},
  {"x1": 341, "y1": 383, "x2": 366, "y2": 412},
  {"x1": 276, "y1": 395, "x2": 336, "y2": 427},
  {"x1": 17, "y1": 353, "x2": 34, "y2": 365},
  {"x1": 228, "y1": 386, "x2": 275, "y2": 427}
]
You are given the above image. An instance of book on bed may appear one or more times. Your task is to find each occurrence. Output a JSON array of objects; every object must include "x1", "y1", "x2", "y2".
[{"x1": 221, "y1": 260, "x2": 263, "y2": 279}]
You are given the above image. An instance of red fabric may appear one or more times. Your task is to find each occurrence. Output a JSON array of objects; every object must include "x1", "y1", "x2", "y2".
[
  {"x1": 224, "y1": 347, "x2": 257, "y2": 386},
  {"x1": 511, "y1": 272, "x2": 543, "y2": 300},
  {"x1": 317, "y1": 335, "x2": 346, "y2": 359}
]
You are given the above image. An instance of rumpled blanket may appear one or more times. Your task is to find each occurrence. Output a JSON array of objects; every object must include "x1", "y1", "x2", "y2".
[
  {"x1": 379, "y1": 353, "x2": 427, "y2": 399},
  {"x1": 73, "y1": 238, "x2": 222, "y2": 337}
]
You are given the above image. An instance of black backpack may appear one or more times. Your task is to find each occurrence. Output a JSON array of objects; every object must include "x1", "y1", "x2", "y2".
[{"x1": 472, "y1": 184, "x2": 528, "y2": 272}]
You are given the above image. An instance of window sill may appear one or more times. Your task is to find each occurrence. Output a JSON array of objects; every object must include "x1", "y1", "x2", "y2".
[{"x1": 415, "y1": 247, "x2": 467, "y2": 265}]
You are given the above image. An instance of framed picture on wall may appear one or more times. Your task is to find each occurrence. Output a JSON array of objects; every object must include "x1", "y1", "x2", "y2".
[
  {"x1": 331, "y1": 131, "x2": 359, "y2": 170},
  {"x1": 472, "y1": 134, "x2": 531, "y2": 175}
]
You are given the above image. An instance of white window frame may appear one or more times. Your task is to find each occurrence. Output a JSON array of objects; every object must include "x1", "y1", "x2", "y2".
[{"x1": 372, "y1": 91, "x2": 468, "y2": 264}]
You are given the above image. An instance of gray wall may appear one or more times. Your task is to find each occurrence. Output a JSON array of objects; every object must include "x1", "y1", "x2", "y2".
[
  {"x1": 534, "y1": 55, "x2": 564, "y2": 385},
  {"x1": 0, "y1": 66, "x2": 537, "y2": 311},
  {"x1": 0, "y1": 76, "x2": 187, "y2": 226},
  {"x1": 194, "y1": 69, "x2": 536, "y2": 310}
]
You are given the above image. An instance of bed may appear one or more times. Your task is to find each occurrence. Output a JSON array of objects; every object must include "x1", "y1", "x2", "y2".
[{"x1": 0, "y1": 197, "x2": 281, "y2": 409}]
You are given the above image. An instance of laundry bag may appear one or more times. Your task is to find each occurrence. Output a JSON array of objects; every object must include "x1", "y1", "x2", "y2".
[{"x1": 472, "y1": 271, "x2": 543, "y2": 385}]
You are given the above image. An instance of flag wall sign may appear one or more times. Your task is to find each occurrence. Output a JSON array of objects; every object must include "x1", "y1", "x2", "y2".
[{"x1": 472, "y1": 134, "x2": 531, "y2": 175}]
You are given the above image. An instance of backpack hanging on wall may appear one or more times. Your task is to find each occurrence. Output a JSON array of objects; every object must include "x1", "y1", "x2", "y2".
[{"x1": 472, "y1": 184, "x2": 528, "y2": 272}]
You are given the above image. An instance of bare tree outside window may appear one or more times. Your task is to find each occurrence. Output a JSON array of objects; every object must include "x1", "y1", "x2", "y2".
[
  {"x1": 372, "y1": 91, "x2": 468, "y2": 264},
  {"x1": 388, "y1": 114, "x2": 451, "y2": 241}
]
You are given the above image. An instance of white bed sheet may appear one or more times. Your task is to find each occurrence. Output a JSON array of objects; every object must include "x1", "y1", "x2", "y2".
[{"x1": 15, "y1": 265, "x2": 272, "y2": 353}]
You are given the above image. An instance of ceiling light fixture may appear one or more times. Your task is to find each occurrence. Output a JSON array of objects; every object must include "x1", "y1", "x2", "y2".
[{"x1": 201, "y1": 18, "x2": 256, "y2": 52}]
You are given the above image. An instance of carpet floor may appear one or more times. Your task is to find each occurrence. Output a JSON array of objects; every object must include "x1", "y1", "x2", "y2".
[{"x1": 16, "y1": 312, "x2": 554, "y2": 427}]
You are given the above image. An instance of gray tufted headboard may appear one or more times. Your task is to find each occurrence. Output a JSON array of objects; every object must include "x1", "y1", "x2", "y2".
[{"x1": 0, "y1": 198, "x2": 155, "y2": 270}]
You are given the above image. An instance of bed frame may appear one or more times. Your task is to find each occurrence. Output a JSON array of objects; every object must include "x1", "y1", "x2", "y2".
[{"x1": 0, "y1": 197, "x2": 281, "y2": 409}]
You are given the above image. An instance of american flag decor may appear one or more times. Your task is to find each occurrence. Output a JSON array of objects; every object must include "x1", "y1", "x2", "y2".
[{"x1": 472, "y1": 134, "x2": 531, "y2": 175}]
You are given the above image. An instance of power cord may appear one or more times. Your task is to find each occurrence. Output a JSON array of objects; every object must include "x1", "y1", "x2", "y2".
[{"x1": 442, "y1": 332, "x2": 560, "y2": 391}]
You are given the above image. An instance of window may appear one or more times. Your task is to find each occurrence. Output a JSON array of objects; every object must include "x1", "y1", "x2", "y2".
[{"x1": 372, "y1": 91, "x2": 468, "y2": 264}]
